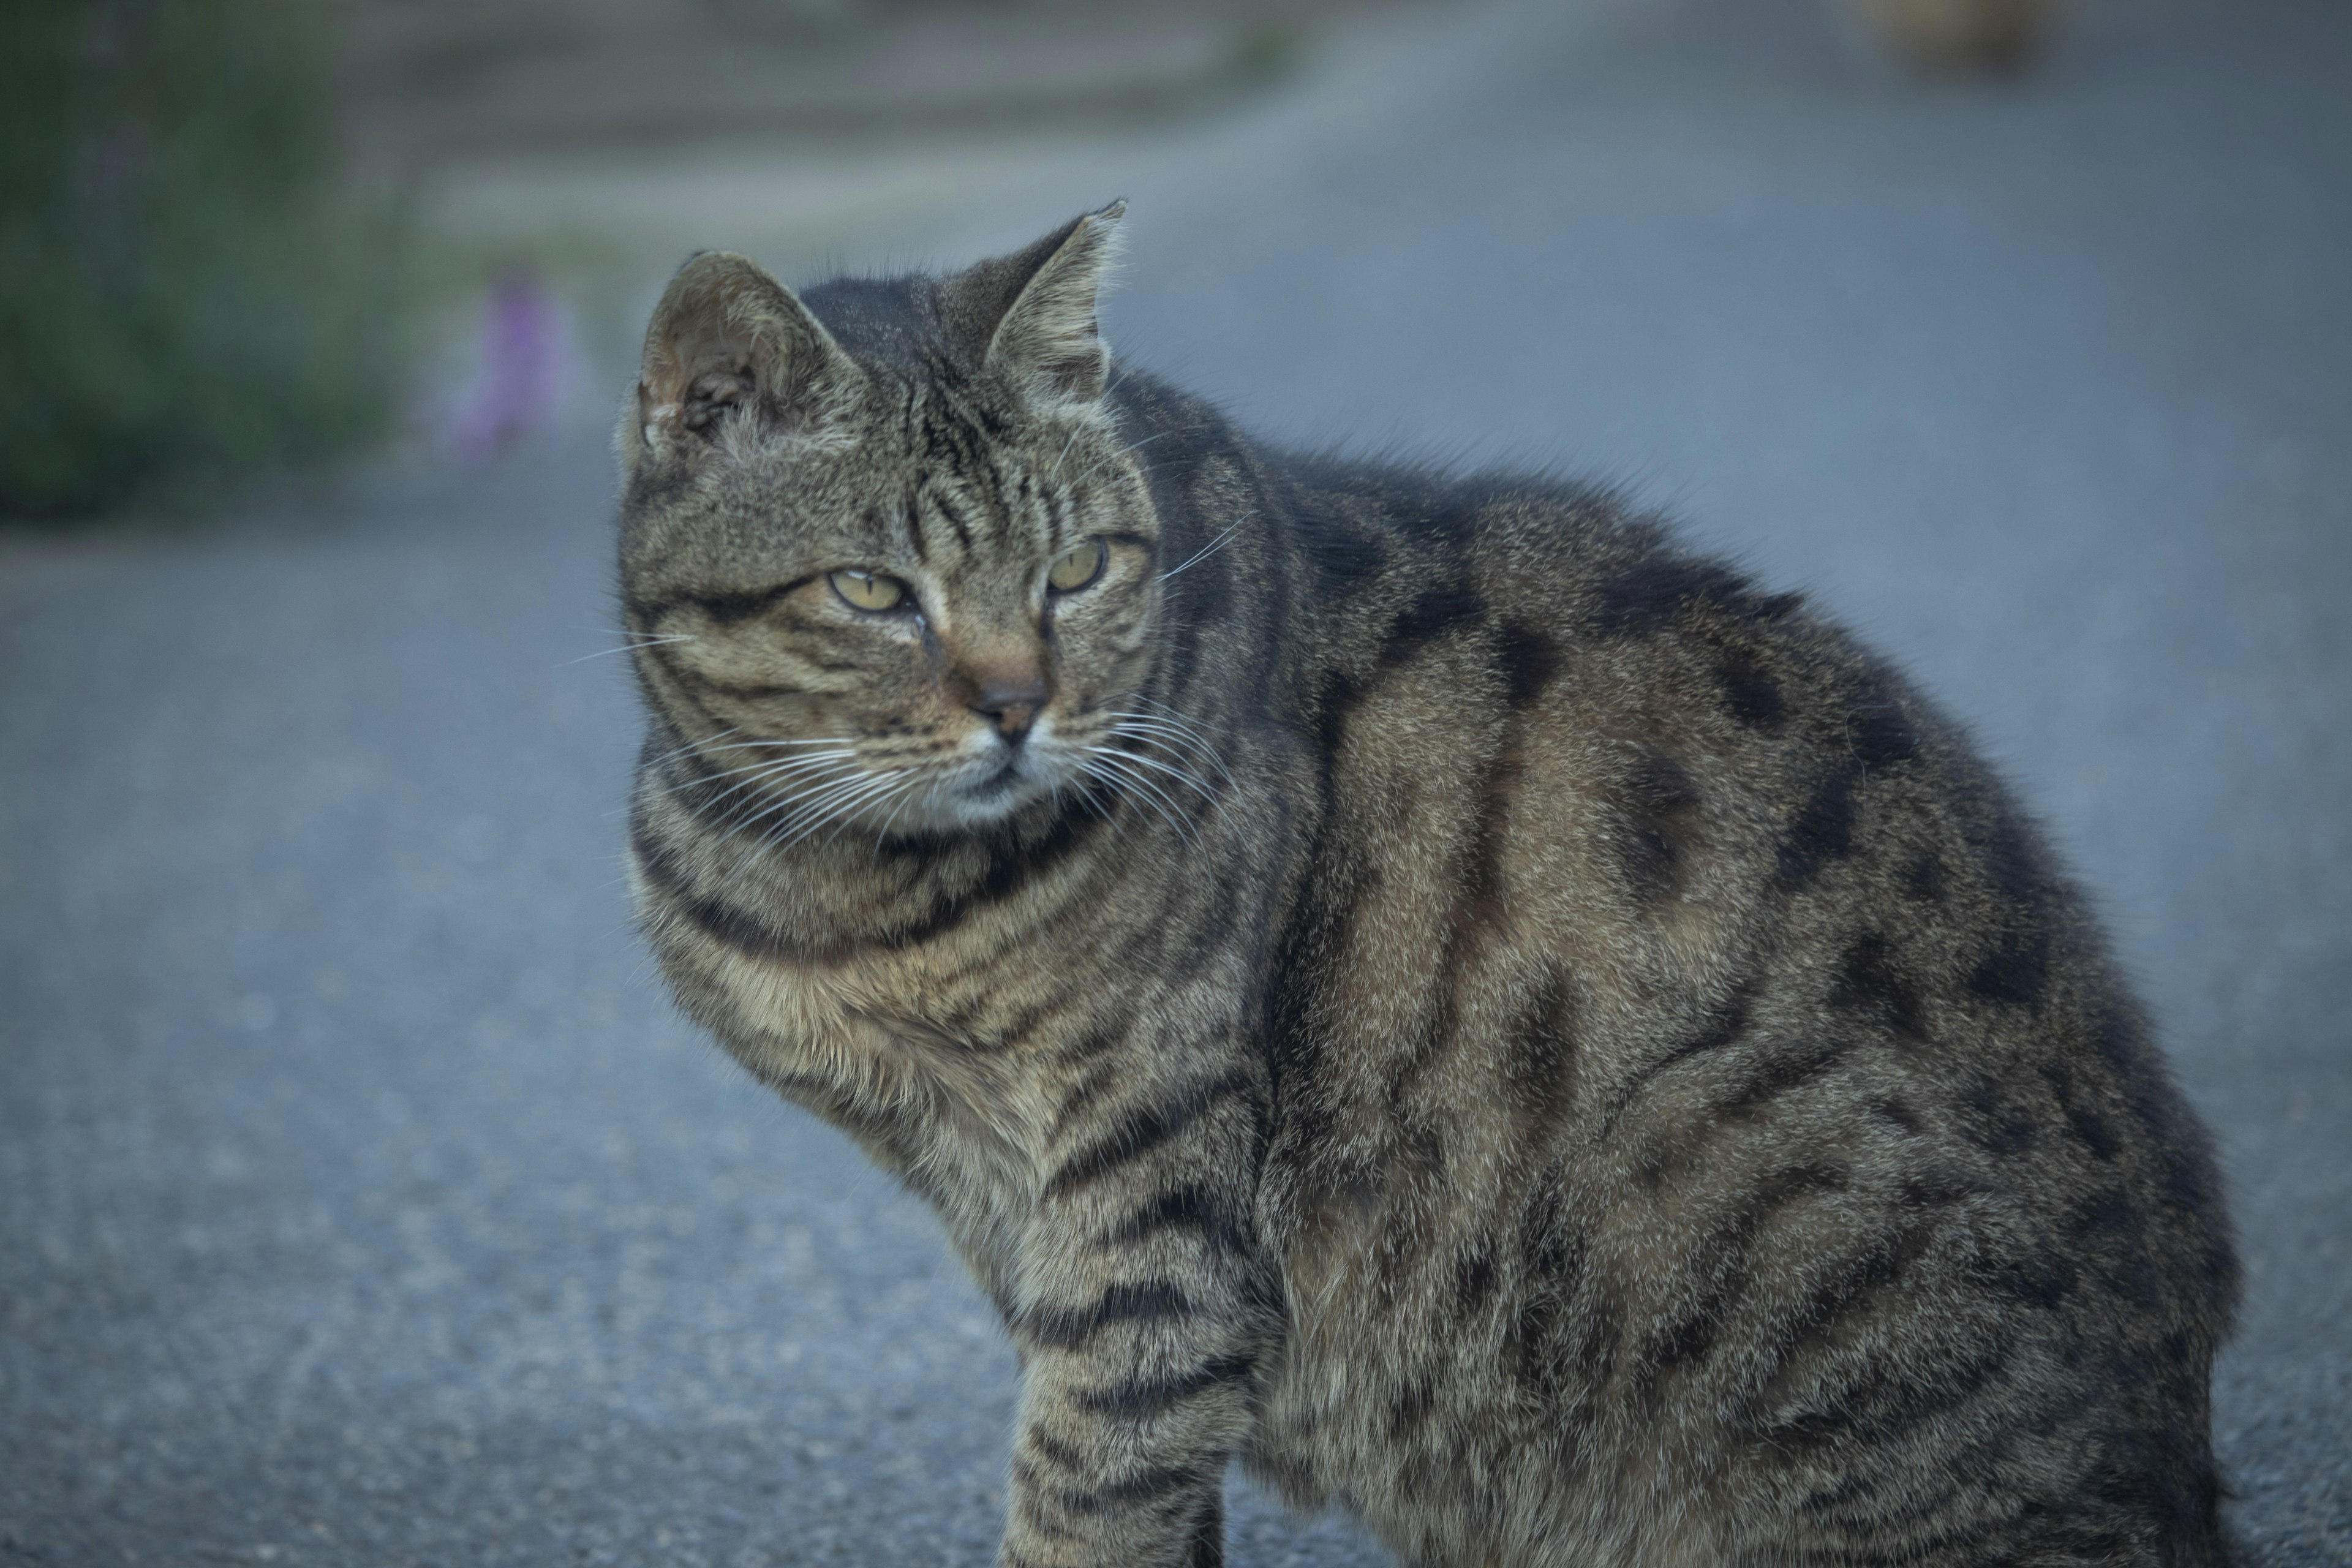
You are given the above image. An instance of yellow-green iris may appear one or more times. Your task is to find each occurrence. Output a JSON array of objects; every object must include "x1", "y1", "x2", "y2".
[
  {"x1": 830, "y1": 569, "x2": 905, "y2": 611},
  {"x1": 1047, "y1": 539, "x2": 1106, "y2": 593}
]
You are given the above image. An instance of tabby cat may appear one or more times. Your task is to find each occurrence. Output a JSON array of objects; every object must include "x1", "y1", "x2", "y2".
[{"x1": 619, "y1": 205, "x2": 2234, "y2": 1568}]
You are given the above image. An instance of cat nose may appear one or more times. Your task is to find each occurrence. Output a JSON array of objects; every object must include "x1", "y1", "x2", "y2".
[{"x1": 970, "y1": 676, "x2": 1049, "y2": 744}]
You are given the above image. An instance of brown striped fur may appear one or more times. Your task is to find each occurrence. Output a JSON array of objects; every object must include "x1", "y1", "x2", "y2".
[{"x1": 617, "y1": 206, "x2": 2235, "y2": 1568}]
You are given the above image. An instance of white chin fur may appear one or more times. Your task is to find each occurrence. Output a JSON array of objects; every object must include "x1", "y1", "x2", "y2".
[{"x1": 851, "y1": 723, "x2": 1072, "y2": 838}]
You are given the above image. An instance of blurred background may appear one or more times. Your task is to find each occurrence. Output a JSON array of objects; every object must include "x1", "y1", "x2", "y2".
[{"x1": 2, "y1": 0, "x2": 2346, "y2": 1563}]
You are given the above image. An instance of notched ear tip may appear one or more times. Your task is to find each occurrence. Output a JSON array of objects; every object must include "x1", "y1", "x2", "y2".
[
  {"x1": 656, "y1": 251, "x2": 786, "y2": 336},
  {"x1": 636, "y1": 249, "x2": 851, "y2": 453}
]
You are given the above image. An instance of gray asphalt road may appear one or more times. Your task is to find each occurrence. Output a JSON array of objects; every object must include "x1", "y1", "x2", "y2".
[{"x1": 4, "y1": 0, "x2": 2345, "y2": 1563}]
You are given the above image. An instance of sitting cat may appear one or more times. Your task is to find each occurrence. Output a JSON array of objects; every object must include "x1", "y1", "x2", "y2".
[{"x1": 619, "y1": 205, "x2": 2233, "y2": 1568}]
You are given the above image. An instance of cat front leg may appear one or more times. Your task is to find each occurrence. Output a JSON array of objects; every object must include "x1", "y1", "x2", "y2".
[{"x1": 995, "y1": 1061, "x2": 1272, "y2": 1568}]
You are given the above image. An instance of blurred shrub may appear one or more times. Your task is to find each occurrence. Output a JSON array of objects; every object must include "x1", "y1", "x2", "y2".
[{"x1": 1, "y1": 0, "x2": 403, "y2": 519}]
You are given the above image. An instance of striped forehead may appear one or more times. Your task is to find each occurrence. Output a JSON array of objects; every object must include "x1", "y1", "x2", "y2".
[{"x1": 899, "y1": 382, "x2": 1061, "y2": 566}]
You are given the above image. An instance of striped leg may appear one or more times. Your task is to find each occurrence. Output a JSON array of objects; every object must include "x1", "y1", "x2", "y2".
[{"x1": 999, "y1": 1062, "x2": 1268, "y2": 1568}]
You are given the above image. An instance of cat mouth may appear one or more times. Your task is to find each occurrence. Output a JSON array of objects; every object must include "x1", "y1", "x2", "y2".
[{"x1": 962, "y1": 758, "x2": 1024, "y2": 798}]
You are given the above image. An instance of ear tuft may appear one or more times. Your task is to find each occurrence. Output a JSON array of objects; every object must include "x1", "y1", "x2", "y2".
[
  {"x1": 627, "y1": 251, "x2": 852, "y2": 472},
  {"x1": 972, "y1": 202, "x2": 1126, "y2": 405}
]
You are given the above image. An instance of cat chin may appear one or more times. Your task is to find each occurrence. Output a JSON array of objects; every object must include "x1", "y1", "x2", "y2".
[{"x1": 872, "y1": 753, "x2": 1073, "y2": 838}]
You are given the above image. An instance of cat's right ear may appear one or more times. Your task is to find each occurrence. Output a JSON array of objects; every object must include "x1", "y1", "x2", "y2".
[{"x1": 625, "y1": 251, "x2": 855, "y2": 474}]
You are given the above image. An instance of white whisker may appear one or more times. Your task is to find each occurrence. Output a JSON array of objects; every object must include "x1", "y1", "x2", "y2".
[
  {"x1": 722, "y1": 762, "x2": 867, "y2": 853},
  {"x1": 1159, "y1": 523, "x2": 1239, "y2": 582},
  {"x1": 641, "y1": 725, "x2": 744, "y2": 769},
  {"x1": 561, "y1": 635, "x2": 695, "y2": 667},
  {"x1": 872, "y1": 771, "x2": 933, "y2": 854},
  {"x1": 1106, "y1": 713, "x2": 1234, "y2": 785},
  {"x1": 670, "y1": 751, "x2": 858, "y2": 814},
  {"x1": 674, "y1": 748, "x2": 854, "y2": 783},
  {"x1": 1084, "y1": 751, "x2": 1196, "y2": 843},
  {"x1": 725, "y1": 766, "x2": 873, "y2": 879},
  {"x1": 1068, "y1": 432, "x2": 1170, "y2": 489},
  {"x1": 686, "y1": 737, "x2": 861, "y2": 753},
  {"x1": 775, "y1": 772, "x2": 911, "y2": 857},
  {"x1": 1091, "y1": 744, "x2": 1222, "y2": 808},
  {"x1": 1048, "y1": 426, "x2": 1082, "y2": 481},
  {"x1": 819, "y1": 773, "x2": 921, "y2": 851},
  {"x1": 1136, "y1": 693, "x2": 1240, "y2": 737}
]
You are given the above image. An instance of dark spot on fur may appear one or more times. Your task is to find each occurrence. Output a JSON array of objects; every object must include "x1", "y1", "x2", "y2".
[
  {"x1": 1506, "y1": 1291, "x2": 1559, "y2": 1392},
  {"x1": 1613, "y1": 753, "x2": 1700, "y2": 903},
  {"x1": 1455, "y1": 739, "x2": 1522, "y2": 931},
  {"x1": 1496, "y1": 622, "x2": 1561, "y2": 707},
  {"x1": 1310, "y1": 668, "x2": 1368, "y2": 761},
  {"x1": 1504, "y1": 971, "x2": 1577, "y2": 1130},
  {"x1": 1716, "y1": 1035, "x2": 1854, "y2": 1118},
  {"x1": 1874, "y1": 1097, "x2": 1924, "y2": 1134},
  {"x1": 2064, "y1": 1102, "x2": 2121, "y2": 1162},
  {"x1": 2068, "y1": 1189, "x2": 2137, "y2": 1243},
  {"x1": 1305, "y1": 527, "x2": 1390, "y2": 592},
  {"x1": 1644, "y1": 1298, "x2": 1729, "y2": 1376},
  {"x1": 1626, "y1": 752, "x2": 1698, "y2": 813},
  {"x1": 1517, "y1": 1181, "x2": 1583, "y2": 1281},
  {"x1": 1611, "y1": 810, "x2": 1678, "y2": 902},
  {"x1": 1968, "y1": 930, "x2": 2051, "y2": 1011},
  {"x1": 1025, "y1": 1430, "x2": 1087, "y2": 1472},
  {"x1": 1717, "y1": 642, "x2": 1787, "y2": 731},
  {"x1": 1775, "y1": 763, "x2": 1864, "y2": 891},
  {"x1": 1828, "y1": 933, "x2": 1925, "y2": 1038},
  {"x1": 1454, "y1": 1245, "x2": 1499, "y2": 1319},
  {"x1": 1904, "y1": 851, "x2": 1948, "y2": 903},
  {"x1": 1899, "y1": 1167, "x2": 1989, "y2": 1208},
  {"x1": 2156, "y1": 1139, "x2": 2224, "y2": 1217},
  {"x1": 1383, "y1": 582, "x2": 1487, "y2": 662},
  {"x1": 1385, "y1": 1378, "x2": 1436, "y2": 1436},
  {"x1": 1846, "y1": 701, "x2": 1921, "y2": 769},
  {"x1": 1970, "y1": 806, "x2": 2046, "y2": 912},
  {"x1": 1985, "y1": 1250, "x2": 2078, "y2": 1311},
  {"x1": 1960, "y1": 1079, "x2": 2039, "y2": 1156}
]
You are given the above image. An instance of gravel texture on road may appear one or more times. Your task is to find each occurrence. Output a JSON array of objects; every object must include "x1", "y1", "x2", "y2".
[{"x1": 4, "y1": 0, "x2": 2345, "y2": 1562}]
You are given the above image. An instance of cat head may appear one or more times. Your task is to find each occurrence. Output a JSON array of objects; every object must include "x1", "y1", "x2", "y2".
[{"x1": 618, "y1": 204, "x2": 1165, "y2": 845}]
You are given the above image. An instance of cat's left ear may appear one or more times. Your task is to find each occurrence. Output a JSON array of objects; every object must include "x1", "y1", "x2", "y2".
[{"x1": 952, "y1": 201, "x2": 1125, "y2": 406}]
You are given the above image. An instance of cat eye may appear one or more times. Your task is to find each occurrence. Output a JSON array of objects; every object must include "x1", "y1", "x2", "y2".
[
  {"x1": 1047, "y1": 539, "x2": 1107, "y2": 594},
  {"x1": 830, "y1": 569, "x2": 907, "y2": 612}
]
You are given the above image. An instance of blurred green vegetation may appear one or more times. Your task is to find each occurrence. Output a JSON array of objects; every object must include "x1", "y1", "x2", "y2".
[{"x1": 1, "y1": 0, "x2": 405, "y2": 520}]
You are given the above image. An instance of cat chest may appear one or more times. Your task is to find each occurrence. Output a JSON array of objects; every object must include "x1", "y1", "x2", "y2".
[{"x1": 663, "y1": 922, "x2": 1054, "y2": 1185}]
